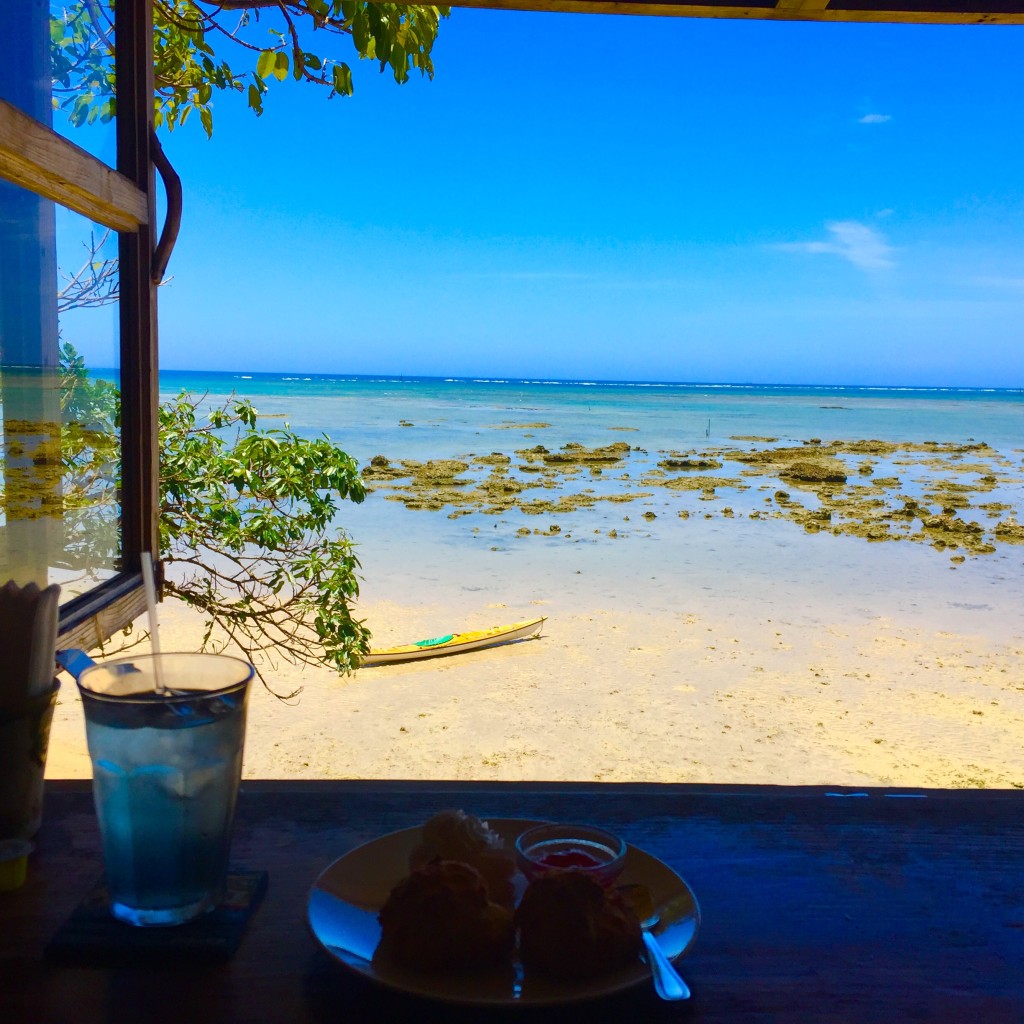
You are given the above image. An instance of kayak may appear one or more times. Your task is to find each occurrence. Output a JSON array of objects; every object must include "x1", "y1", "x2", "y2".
[{"x1": 361, "y1": 617, "x2": 546, "y2": 667}]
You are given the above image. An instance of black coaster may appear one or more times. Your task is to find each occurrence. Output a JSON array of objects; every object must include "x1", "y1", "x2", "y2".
[{"x1": 45, "y1": 870, "x2": 268, "y2": 964}]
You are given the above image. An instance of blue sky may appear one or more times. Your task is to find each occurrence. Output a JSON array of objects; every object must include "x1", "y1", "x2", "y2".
[{"x1": 114, "y1": 12, "x2": 1024, "y2": 384}]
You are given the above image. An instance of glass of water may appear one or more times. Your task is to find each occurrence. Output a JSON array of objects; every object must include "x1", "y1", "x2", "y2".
[{"x1": 77, "y1": 653, "x2": 253, "y2": 926}]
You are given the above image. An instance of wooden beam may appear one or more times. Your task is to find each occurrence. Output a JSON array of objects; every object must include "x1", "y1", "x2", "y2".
[
  {"x1": 0, "y1": 98, "x2": 147, "y2": 232},
  {"x1": 775, "y1": 0, "x2": 831, "y2": 10},
  {"x1": 445, "y1": 0, "x2": 1024, "y2": 23},
  {"x1": 57, "y1": 579, "x2": 147, "y2": 653},
  {"x1": 227, "y1": 0, "x2": 1024, "y2": 18},
  {"x1": 222, "y1": 0, "x2": 1024, "y2": 21}
]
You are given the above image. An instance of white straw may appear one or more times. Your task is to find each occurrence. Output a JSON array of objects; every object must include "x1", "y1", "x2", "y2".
[{"x1": 140, "y1": 552, "x2": 168, "y2": 694}]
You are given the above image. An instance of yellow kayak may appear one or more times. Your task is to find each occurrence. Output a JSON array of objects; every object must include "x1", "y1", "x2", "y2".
[{"x1": 361, "y1": 617, "x2": 546, "y2": 667}]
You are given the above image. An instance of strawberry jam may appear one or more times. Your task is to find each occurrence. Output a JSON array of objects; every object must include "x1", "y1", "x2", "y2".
[
  {"x1": 516, "y1": 824, "x2": 627, "y2": 886},
  {"x1": 536, "y1": 847, "x2": 605, "y2": 870}
]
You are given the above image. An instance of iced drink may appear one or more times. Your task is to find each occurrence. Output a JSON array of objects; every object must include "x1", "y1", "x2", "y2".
[{"x1": 77, "y1": 654, "x2": 253, "y2": 927}]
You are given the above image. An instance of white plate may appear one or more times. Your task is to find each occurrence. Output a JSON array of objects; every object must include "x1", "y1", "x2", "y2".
[{"x1": 306, "y1": 818, "x2": 700, "y2": 1006}]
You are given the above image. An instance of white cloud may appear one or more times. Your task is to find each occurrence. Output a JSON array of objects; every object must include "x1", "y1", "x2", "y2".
[
  {"x1": 858, "y1": 113, "x2": 892, "y2": 124},
  {"x1": 776, "y1": 221, "x2": 896, "y2": 272}
]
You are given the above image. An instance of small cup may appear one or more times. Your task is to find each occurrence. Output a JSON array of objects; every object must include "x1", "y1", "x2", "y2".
[
  {"x1": 515, "y1": 823, "x2": 627, "y2": 887},
  {"x1": 77, "y1": 653, "x2": 253, "y2": 927}
]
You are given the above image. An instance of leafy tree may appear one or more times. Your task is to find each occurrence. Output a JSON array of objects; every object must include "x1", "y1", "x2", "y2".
[
  {"x1": 58, "y1": 338, "x2": 121, "y2": 576},
  {"x1": 52, "y1": 232, "x2": 370, "y2": 695},
  {"x1": 54, "y1": 236, "x2": 121, "y2": 577},
  {"x1": 55, "y1": 335, "x2": 371, "y2": 695},
  {"x1": 46, "y1": 2, "x2": 439, "y2": 686},
  {"x1": 158, "y1": 391, "x2": 369, "y2": 694},
  {"x1": 50, "y1": 1, "x2": 450, "y2": 135}
]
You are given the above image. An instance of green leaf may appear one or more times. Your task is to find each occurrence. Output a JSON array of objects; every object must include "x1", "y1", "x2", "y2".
[
  {"x1": 352, "y1": 10, "x2": 370, "y2": 53},
  {"x1": 332, "y1": 63, "x2": 353, "y2": 95},
  {"x1": 256, "y1": 49, "x2": 276, "y2": 80},
  {"x1": 53, "y1": 1, "x2": 448, "y2": 132},
  {"x1": 390, "y1": 45, "x2": 408, "y2": 84}
]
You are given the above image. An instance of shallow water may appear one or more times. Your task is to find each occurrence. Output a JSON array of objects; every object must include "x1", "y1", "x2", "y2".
[
  {"x1": 150, "y1": 371, "x2": 1024, "y2": 647},
  {"x1": 158, "y1": 372, "x2": 1024, "y2": 456}
]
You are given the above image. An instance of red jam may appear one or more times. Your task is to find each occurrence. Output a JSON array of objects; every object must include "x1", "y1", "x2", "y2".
[{"x1": 536, "y1": 847, "x2": 606, "y2": 870}]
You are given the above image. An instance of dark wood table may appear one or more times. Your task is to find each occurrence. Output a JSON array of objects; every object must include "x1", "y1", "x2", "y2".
[{"x1": 2, "y1": 781, "x2": 1022, "y2": 1022}]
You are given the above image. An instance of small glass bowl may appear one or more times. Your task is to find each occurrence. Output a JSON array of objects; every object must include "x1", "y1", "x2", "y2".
[{"x1": 515, "y1": 823, "x2": 627, "y2": 887}]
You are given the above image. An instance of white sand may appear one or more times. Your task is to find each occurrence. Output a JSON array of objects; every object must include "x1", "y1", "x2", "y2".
[{"x1": 47, "y1": 529, "x2": 1024, "y2": 788}]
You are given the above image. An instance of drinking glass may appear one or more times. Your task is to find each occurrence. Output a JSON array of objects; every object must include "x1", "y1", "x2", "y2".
[{"x1": 77, "y1": 653, "x2": 253, "y2": 926}]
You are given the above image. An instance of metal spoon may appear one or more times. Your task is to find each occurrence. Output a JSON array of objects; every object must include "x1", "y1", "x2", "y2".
[
  {"x1": 618, "y1": 883, "x2": 691, "y2": 1001},
  {"x1": 641, "y1": 914, "x2": 691, "y2": 1001}
]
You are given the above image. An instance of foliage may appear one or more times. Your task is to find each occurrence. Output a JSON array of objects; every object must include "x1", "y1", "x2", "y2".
[
  {"x1": 46, "y1": 236, "x2": 121, "y2": 575},
  {"x1": 55, "y1": 240, "x2": 122, "y2": 574},
  {"x1": 50, "y1": 1, "x2": 450, "y2": 135},
  {"x1": 46, "y1": 0, "x2": 418, "y2": 687},
  {"x1": 158, "y1": 391, "x2": 370, "y2": 692},
  {"x1": 58, "y1": 339, "x2": 119, "y2": 527},
  {"x1": 55, "y1": 333, "x2": 371, "y2": 694}
]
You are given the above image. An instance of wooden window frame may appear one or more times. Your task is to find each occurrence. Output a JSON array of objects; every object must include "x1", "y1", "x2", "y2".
[
  {"x1": 445, "y1": 0, "x2": 1024, "y2": 23},
  {"x1": 0, "y1": 0, "x2": 158, "y2": 648}
]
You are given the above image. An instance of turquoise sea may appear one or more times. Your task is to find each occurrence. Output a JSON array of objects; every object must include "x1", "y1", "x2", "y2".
[
  {"x1": 157, "y1": 371, "x2": 1024, "y2": 457},
  {"x1": 143, "y1": 371, "x2": 1024, "y2": 647}
]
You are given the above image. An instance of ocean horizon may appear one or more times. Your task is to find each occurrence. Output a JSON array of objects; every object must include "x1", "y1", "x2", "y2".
[
  {"x1": 95, "y1": 367, "x2": 1023, "y2": 398},
  {"x1": 137, "y1": 369, "x2": 1024, "y2": 454},
  {"x1": 84, "y1": 367, "x2": 1024, "y2": 456}
]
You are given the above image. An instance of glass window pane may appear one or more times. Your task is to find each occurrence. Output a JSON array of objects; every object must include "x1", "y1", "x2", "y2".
[
  {"x1": 1, "y1": 2, "x2": 116, "y2": 167},
  {"x1": 1, "y1": 179, "x2": 121, "y2": 598}
]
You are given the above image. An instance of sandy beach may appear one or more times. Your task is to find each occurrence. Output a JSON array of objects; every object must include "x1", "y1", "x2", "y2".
[
  {"x1": 42, "y1": 384, "x2": 1024, "y2": 789},
  {"x1": 46, "y1": 507, "x2": 1024, "y2": 788}
]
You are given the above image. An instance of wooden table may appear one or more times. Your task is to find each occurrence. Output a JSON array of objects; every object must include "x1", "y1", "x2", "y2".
[{"x1": 2, "y1": 781, "x2": 1022, "y2": 1023}]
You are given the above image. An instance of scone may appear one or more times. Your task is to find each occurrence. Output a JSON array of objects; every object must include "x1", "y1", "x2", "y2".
[
  {"x1": 410, "y1": 809, "x2": 518, "y2": 907},
  {"x1": 378, "y1": 859, "x2": 514, "y2": 970},
  {"x1": 516, "y1": 869, "x2": 642, "y2": 980}
]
